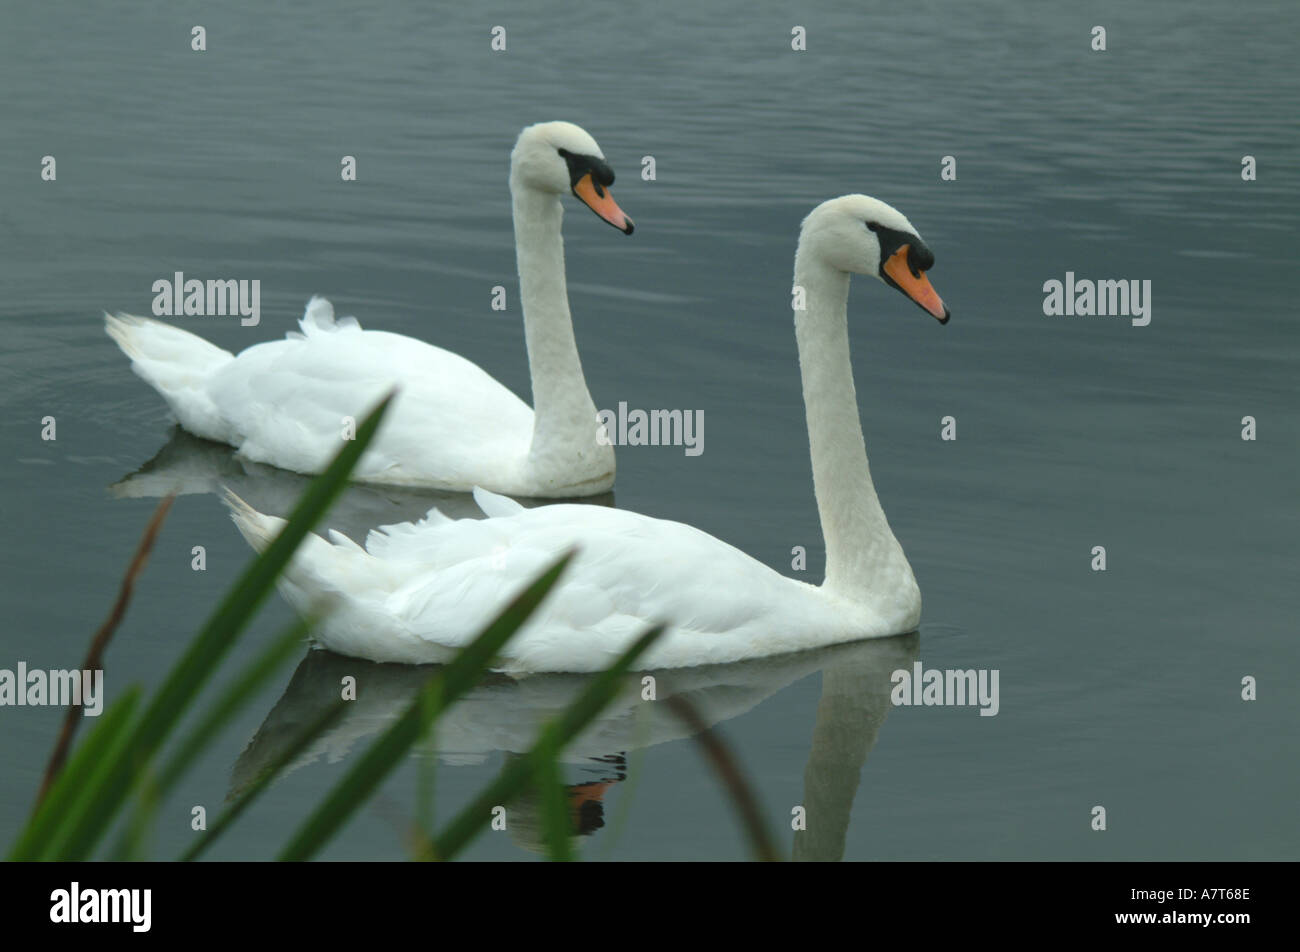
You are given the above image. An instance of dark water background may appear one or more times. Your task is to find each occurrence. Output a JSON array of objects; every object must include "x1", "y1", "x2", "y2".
[{"x1": 1, "y1": 0, "x2": 1296, "y2": 859}]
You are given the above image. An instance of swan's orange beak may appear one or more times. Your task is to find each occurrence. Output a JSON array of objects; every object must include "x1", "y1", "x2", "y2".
[
  {"x1": 573, "y1": 173, "x2": 634, "y2": 235},
  {"x1": 883, "y1": 245, "x2": 949, "y2": 323}
]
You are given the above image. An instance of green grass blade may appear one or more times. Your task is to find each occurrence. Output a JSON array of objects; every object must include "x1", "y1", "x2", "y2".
[
  {"x1": 105, "y1": 615, "x2": 314, "y2": 860},
  {"x1": 49, "y1": 395, "x2": 393, "y2": 860},
  {"x1": 414, "y1": 733, "x2": 437, "y2": 853},
  {"x1": 154, "y1": 614, "x2": 314, "y2": 797},
  {"x1": 276, "y1": 553, "x2": 575, "y2": 862},
  {"x1": 6, "y1": 687, "x2": 142, "y2": 860},
  {"x1": 180, "y1": 700, "x2": 348, "y2": 862},
  {"x1": 534, "y1": 738, "x2": 573, "y2": 861},
  {"x1": 36, "y1": 689, "x2": 156, "y2": 860},
  {"x1": 432, "y1": 552, "x2": 575, "y2": 702},
  {"x1": 432, "y1": 624, "x2": 665, "y2": 861},
  {"x1": 277, "y1": 681, "x2": 443, "y2": 862},
  {"x1": 118, "y1": 767, "x2": 159, "y2": 862}
]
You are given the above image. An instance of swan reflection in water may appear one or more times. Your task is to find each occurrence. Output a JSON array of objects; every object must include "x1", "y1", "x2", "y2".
[
  {"x1": 110, "y1": 425, "x2": 614, "y2": 541},
  {"x1": 232, "y1": 632, "x2": 919, "y2": 860}
]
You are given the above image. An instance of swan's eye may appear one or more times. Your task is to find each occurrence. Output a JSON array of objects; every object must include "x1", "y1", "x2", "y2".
[{"x1": 865, "y1": 222, "x2": 880, "y2": 233}]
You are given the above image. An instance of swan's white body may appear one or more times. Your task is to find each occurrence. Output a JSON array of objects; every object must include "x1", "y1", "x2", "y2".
[
  {"x1": 108, "y1": 299, "x2": 544, "y2": 490},
  {"x1": 228, "y1": 195, "x2": 948, "y2": 672},
  {"x1": 228, "y1": 486, "x2": 916, "y2": 672},
  {"x1": 106, "y1": 121, "x2": 630, "y2": 497}
]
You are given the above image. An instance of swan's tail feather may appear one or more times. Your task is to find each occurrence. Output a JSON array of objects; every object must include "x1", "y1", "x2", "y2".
[
  {"x1": 473, "y1": 486, "x2": 526, "y2": 518},
  {"x1": 105, "y1": 312, "x2": 235, "y2": 442},
  {"x1": 221, "y1": 489, "x2": 390, "y2": 618},
  {"x1": 222, "y1": 488, "x2": 285, "y2": 554},
  {"x1": 221, "y1": 489, "x2": 350, "y2": 626}
]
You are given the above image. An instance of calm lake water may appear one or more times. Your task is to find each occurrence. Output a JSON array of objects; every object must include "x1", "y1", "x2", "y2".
[{"x1": 1, "y1": 1, "x2": 1296, "y2": 860}]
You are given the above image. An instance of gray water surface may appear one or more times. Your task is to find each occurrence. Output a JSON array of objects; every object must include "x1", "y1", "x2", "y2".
[{"x1": 1, "y1": 1, "x2": 1296, "y2": 860}]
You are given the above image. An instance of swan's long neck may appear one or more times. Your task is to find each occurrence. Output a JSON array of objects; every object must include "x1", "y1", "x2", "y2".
[
  {"x1": 511, "y1": 184, "x2": 606, "y2": 484},
  {"x1": 793, "y1": 250, "x2": 914, "y2": 605}
]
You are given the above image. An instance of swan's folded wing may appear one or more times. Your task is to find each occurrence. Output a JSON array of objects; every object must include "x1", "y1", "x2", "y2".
[
  {"x1": 206, "y1": 325, "x2": 534, "y2": 485},
  {"x1": 379, "y1": 504, "x2": 799, "y2": 671}
]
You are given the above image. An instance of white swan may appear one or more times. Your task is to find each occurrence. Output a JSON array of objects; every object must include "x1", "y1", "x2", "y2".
[
  {"x1": 227, "y1": 195, "x2": 950, "y2": 672},
  {"x1": 106, "y1": 121, "x2": 634, "y2": 497}
]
